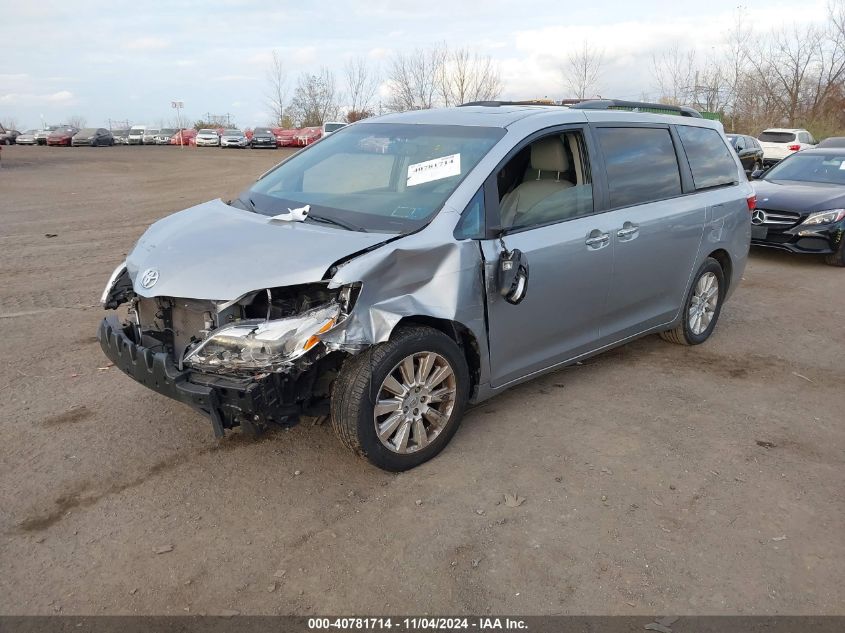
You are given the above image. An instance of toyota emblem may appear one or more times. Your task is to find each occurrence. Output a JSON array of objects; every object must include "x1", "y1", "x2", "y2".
[
  {"x1": 751, "y1": 209, "x2": 766, "y2": 226},
  {"x1": 140, "y1": 268, "x2": 160, "y2": 289}
]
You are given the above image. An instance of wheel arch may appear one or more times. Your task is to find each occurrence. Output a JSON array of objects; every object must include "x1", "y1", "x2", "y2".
[
  {"x1": 706, "y1": 248, "x2": 733, "y2": 293},
  {"x1": 393, "y1": 316, "x2": 482, "y2": 400}
]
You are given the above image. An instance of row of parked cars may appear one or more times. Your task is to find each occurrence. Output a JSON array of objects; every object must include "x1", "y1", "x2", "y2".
[
  {"x1": 725, "y1": 127, "x2": 845, "y2": 174},
  {"x1": 2, "y1": 121, "x2": 349, "y2": 149}
]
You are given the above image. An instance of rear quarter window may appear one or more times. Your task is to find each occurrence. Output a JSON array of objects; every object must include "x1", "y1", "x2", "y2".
[
  {"x1": 596, "y1": 127, "x2": 682, "y2": 208},
  {"x1": 677, "y1": 126, "x2": 738, "y2": 190}
]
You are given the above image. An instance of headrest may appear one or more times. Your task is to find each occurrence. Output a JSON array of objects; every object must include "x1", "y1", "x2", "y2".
[{"x1": 530, "y1": 137, "x2": 569, "y2": 173}]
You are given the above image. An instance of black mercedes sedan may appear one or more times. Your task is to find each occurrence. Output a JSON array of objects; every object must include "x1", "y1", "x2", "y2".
[{"x1": 751, "y1": 148, "x2": 845, "y2": 266}]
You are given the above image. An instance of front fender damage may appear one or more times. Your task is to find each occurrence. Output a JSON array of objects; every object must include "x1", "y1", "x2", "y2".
[{"x1": 321, "y1": 210, "x2": 491, "y2": 391}]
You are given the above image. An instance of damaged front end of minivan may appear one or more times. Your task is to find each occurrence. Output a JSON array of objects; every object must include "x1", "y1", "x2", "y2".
[
  {"x1": 97, "y1": 197, "x2": 489, "y2": 439},
  {"x1": 99, "y1": 266, "x2": 365, "y2": 435}
]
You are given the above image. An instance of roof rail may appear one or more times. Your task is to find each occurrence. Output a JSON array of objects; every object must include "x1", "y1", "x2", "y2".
[
  {"x1": 458, "y1": 100, "x2": 562, "y2": 107},
  {"x1": 570, "y1": 99, "x2": 702, "y2": 118}
]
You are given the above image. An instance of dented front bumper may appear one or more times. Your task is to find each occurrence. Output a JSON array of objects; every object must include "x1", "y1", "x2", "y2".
[{"x1": 97, "y1": 315, "x2": 303, "y2": 436}]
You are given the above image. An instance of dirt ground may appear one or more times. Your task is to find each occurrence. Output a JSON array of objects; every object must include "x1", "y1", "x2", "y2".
[{"x1": 1, "y1": 145, "x2": 843, "y2": 616}]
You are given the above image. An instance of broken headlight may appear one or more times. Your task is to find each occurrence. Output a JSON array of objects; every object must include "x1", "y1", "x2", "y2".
[{"x1": 183, "y1": 302, "x2": 340, "y2": 373}]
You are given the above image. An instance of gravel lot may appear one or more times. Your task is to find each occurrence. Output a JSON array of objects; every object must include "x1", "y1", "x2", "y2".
[{"x1": 1, "y1": 145, "x2": 843, "y2": 616}]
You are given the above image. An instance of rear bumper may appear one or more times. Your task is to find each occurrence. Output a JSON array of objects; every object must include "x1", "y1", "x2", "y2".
[{"x1": 97, "y1": 315, "x2": 302, "y2": 436}]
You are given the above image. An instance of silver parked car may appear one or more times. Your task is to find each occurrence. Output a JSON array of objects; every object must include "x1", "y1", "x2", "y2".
[
  {"x1": 220, "y1": 129, "x2": 249, "y2": 148},
  {"x1": 98, "y1": 100, "x2": 752, "y2": 471},
  {"x1": 15, "y1": 129, "x2": 39, "y2": 145},
  {"x1": 154, "y1": 128, "x2": 177, "y2": 145}
]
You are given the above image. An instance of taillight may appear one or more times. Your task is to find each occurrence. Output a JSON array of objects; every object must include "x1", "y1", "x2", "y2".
[
  {"x1": 746, "y1": 194, "x2": 757, "y2": 211},
  {"x1": 787, "y1": 144, "x2": 801, "y2": 151}
]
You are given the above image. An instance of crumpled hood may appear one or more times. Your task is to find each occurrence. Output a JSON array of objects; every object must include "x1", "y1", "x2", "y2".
[
  {"x1": 753, "y1": 180, "x2": 845, "y2": 215},
  {"x1": 126, "y1": 199, "x2": 391, "y2": 300}
]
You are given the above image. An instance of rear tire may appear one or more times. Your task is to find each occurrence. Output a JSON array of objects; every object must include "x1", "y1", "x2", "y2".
[
  {"x1": 660, "y1": 258, "x2": 725, "y2": 345},
  {"x1": 331, "y1": 325, "x2": 469, "y2": 471},
  {"x1": 824, "y1": 239, "x2": 845, "y2": 267}
]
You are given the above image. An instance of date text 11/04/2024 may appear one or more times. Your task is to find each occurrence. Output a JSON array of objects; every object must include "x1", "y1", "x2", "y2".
[{"x1": 307, "y1": 618, "x2": 528, "y2": 630}]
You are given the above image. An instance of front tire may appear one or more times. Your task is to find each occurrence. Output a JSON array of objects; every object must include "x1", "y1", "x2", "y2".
[
  {"x1": 660, "y1": 258, "x2": 725, "y2": 345},
  {"x1": 331, "y1": 326, "x2": 469, "y2": 471},
  {"x1": 824, "y1": 238, "x2": 845, "y2": 267}
]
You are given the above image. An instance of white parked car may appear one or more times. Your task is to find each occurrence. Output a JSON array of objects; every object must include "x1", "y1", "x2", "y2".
[
  {"x1": 758, "y1": 128, "x2": 817, "y2": 167},
  {"x1": 322, "y1": 121, "x2": 347, "y2": 137},
  {"x1": 195, "y1": 128, "x2": 220, "y2": 147},
  {"x1": 142, "y1": 128, "x2": 161, "y2": 145},
  {"x1": 128, "y1": 125, "x2": 147, "y2": 145},
  {"x1": 220, "y1": 129, "x2": 249, "y2": 148}
]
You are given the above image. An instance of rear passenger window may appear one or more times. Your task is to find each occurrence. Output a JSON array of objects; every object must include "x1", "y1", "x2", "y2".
[
  {"x1": 677, "y1": 126, "x2": 738, "y2": 190},
  {"x1": 596, "y1": 127, "x2": 682, "y2": 208}
]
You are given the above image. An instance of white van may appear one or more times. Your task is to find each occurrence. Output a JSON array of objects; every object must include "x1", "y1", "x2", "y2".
[{"x1": 128, "y1": 125, "x2": 147, "y2": 145}]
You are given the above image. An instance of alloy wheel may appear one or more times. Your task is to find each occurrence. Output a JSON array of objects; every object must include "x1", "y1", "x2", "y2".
[
  {"x1": 688, "y1": 272, "x2": 719, "y2": 335},
  {"x1": 373, "y1": 351, "x2": 457, "y2": 454}
]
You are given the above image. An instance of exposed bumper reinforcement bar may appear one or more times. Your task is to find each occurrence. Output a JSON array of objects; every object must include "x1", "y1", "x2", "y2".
[{"x1": 97, "y1": 316, "x2": 301, "y2": 436}]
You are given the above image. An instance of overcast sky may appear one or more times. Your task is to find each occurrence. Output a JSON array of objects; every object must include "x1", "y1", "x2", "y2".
[{"x1": 0, "y1": 0, "x2": 829, "y2": 130}]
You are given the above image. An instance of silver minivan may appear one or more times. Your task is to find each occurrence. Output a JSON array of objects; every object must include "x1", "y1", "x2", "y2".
[{"x1": 99, "y1": 100, "x2": 753, "y2": 471}]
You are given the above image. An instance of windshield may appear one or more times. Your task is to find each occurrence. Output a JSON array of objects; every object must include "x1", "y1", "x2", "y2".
[
  {"x1": 130, "y1": 129, "x2": 144, "y2": 135},
  {"x1": 764, "y1": 153, "x2": 845, "y2": 185},
  {"x1": 198, "y1": 129, "x2": 216, "y2": 135},
  {"x1": 759, "y1": 131, "x2": 796, "y2": 143},
  {"x1": 78, "y1": 128, "x2": 97, "y2": 135},
  {"x1": 223, "y1": 129, "x2": 241, "y2": 135},
  {"x1": 726, "y1": 135, "x2": 738, "y2": 146},
  {"x1": 324, "y1": 123, "x2": 345, "y2": 132},
  {"x1": 254, "y1": 128, "x2": 273, "y2": 134},
  {"x1": 247, "y1": 122, "x2": 504, "y2": 234},
  {"x1": 159, "y1": 129, "x2": 176, "y2": 135}
]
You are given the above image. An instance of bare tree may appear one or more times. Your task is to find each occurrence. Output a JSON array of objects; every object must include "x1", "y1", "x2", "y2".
[
  {"x1": 67, "y1": 115, "x2": 87, "y2": 129},
  {"x1": 385, "y1": 45, "x2": 447, "y2": 111},
  {"x1": 562, "y1": 41, "x2": 604, "y2": 100},
  {"x1": 265, "y1": 50, "x2": 288, "y2": 126},
  {"x1": 344, "y1": 56, "x2": 380, "y2": 122},
  {"x1": 288, "y1": 67, "x2": 339, "y2": 127},
  {"x1": 439, "y1": 47, "x2": 503, "y2": 105},
  {"x1": 651, "y1": 44, "x2": 697, "y2": 105}
]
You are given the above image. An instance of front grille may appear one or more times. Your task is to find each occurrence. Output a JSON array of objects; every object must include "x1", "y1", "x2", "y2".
[{"x1": 757, "y1": 208, "x2": 801, "y2": 230}]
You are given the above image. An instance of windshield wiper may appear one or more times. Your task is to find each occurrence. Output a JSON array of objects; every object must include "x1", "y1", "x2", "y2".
[
  {"x1": 232, "y1": 195, "x2": 259, "y2": 213},
  {"x1": 306, "y1": 213, "x2": 367, "y2": 232}
]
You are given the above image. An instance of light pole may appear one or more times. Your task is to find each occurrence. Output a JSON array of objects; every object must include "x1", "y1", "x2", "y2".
[{"x1": 171, "y1": 100, "x2": 185, "y2": 147}]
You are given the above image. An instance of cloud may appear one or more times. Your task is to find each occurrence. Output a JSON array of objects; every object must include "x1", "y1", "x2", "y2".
[
  {"x1": 124, "y1": 36, "x2": 169, "y2": 50},
  {"x1": 367, "y1": 47, "x2": 390, "y2": 60},
  {"x1": 47, "y1": 90, "x2": 74, "y2": 102},
  {"x1": 214, "y1": 74, "x2": 258, "y2": 82},
  {"x1": 291, "y1": 46, "x2": 317, "y2": 66},
  {"x1": 0, "y1": 90, "x2": 76, "y2": 105}
]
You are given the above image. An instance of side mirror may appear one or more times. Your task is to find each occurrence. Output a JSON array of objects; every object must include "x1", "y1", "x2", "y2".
[
  {"x1": 750, "y1": 169, "x2": 765, "y2": 180},
  {"x1": 498, "y1": 247, "x2": 529, "y2": 305}
]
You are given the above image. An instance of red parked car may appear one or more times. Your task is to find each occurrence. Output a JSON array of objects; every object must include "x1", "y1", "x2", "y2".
[
  {"x1": 272, "y1": 128, "x2": 297, "y2": 147},
  {"x1": 294, "y1": 126, "x2": 323, "y2": 146},
  {"x1": 46, "y1": 126, "x2": 79, "y2": 146},
  {"x1": 169, "y1": 129, "x2": 197, "y2": 146}
]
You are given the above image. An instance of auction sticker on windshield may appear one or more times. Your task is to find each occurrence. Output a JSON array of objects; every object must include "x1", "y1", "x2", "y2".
[{"x1": 407, "y1": 153, "x2": 461, "y2": 187}]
